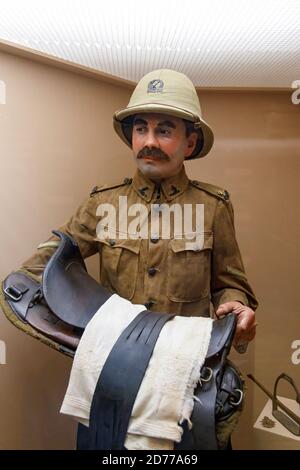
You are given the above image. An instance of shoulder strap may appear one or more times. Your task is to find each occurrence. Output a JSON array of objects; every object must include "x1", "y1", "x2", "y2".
[
  {"x1": 90, "y1": 178, "x2": 132, "y2": 197},
  {"x1": 190, "y1": 180, "x2": 230, "y2": 201}
]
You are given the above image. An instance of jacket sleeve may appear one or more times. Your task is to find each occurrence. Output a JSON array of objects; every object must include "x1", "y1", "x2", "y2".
[
  {"x1": 211, "y1": 198, "x2": 258, "y2": 311},
  {"x1": 19, "y1": 194, "x2": 99, "y2": 282}
]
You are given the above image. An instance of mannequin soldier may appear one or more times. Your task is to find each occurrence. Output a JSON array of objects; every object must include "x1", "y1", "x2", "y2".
[{"x1": 0, "y1": 68, "x2": 258, "y2": 448}]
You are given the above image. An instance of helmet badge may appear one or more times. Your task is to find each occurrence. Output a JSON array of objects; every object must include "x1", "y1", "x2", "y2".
[{"x1": 147, "y1": 79, "x2": 164, "y2": 93}]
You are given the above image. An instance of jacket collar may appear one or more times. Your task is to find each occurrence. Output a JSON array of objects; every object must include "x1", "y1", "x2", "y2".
[{"x1": 132, "y1": 166, "x2": 190, "y2": 203}]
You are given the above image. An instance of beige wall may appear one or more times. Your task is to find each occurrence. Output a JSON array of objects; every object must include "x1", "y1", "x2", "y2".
[{"x1": 0, "y1": 49, "x2": 299, "y2": 449}]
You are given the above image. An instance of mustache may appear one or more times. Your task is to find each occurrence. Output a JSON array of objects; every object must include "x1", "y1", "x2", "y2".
[{"x1": 137, "y1": 147, "x2": 170, "y2": 161}]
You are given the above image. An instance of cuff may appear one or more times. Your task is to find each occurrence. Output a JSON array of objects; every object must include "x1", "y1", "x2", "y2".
[{"x1": 212, "y1": 288, "x2": 249, "y2": 311}]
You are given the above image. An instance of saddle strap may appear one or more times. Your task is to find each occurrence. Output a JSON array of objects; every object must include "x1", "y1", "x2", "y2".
[
  {"x1": 189, "y1": 355, "x2": 220, "y2": 449},
  {"x1": 175, "y1": 355, "x2": 220, "y2": 450},
  {"x1": 176, "y1": 314, "x2": 236, "y2": 450},
  {"x1": 77, "y1": 309, "x2": 175, "y2": 450}
]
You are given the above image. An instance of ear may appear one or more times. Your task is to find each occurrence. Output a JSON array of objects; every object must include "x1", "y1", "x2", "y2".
[{"x1": 184, "y1": 133, "x2": 198, "y2": 158}]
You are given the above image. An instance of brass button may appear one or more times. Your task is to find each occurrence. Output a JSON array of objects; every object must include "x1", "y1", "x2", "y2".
[
  {"x1": 138, "y1": 186, "x2": 148, "y2": 197},
  {"x1": 109, "y1": 239, "x2": 115, "y2": 246},
  {"x1": 217, "y1": 189, "x2": 230, "y2": 200},
  {"x1": 169, "y1": 185, "x2": 180, "y2": 196},
  {"x1": 223, "y1": 190, "x2": 230, "y2": 200},
  {"x1": 153, "y1": 203, "x2": 162, "y2": 212},
  {"x1": 91, "y1": 185, "x2": 98, "y2": 193},
  {"x1": 145, "y1": 301, "x2": 154, "y2": 309},
  {"x1": 150, "y1": 236, "x2": 159, "y2": 244},
  {"x1": 148, "y1": 267, "x2": 157, "y2": 277}
]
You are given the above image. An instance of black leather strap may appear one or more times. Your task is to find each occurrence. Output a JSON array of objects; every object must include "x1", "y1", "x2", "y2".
[
  {"x1": 176, "y1": 314, "x2": 237, "y2": 450},
  {"x1": 77, "y1": 309, "x2": 175, "y2": 450},
  {"x1": 3, "y1": 273, "x2": 42, "y2": 323}
]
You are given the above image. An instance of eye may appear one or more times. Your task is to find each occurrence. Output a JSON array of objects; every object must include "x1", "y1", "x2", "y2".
[
  {"x1": 134, "y1": 126, "x2": 146, "y2": 133},
  {"x1": 159, "y1": 128, "x2": 171, "y2": 135}
]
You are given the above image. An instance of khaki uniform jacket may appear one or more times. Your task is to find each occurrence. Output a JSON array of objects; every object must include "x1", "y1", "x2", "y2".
[{"x1": 18, "y1": 166, "x2": 258, "y2": 317}]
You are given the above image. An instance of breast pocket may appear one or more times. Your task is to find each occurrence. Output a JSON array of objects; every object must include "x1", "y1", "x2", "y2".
[
  {"x1": 167, "y1": 232, "x2": 213, "y2": 302},
  {"x1": 98, "y1": 236, "x2": 141, "y2": 300}
]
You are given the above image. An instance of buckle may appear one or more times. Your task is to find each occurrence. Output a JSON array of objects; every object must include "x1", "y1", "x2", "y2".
[
  {"x1": 229, "y1": 388, "x2": 243, "y2": 406},
  {"x1": 4, "y1": 285, "x2": 23, "y2": 302},
  {"x1": 199, "y1": 366, "x2": 213, "y2": 385}
]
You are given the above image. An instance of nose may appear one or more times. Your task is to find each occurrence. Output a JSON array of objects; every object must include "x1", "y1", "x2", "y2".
[{"x1": 144, "y1": 128, "x2": 159, "y2": 148}]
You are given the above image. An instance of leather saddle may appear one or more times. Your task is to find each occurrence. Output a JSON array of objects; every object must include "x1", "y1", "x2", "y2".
[
  {"x1": 3, "y1": 230, "x2": 243, "y2": 449},
  {"x1": 3, "y1": 231, "x2": 111, "y2": 355}
]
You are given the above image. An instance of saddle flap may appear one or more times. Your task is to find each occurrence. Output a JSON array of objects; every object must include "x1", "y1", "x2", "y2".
[
  {"x1": 42, "y1": 231, "x2": 111, "y2": 329},
  {"x1": 206, "y1": 313, "x2": 236, "y2": 358},
  {"x1": 3, "y1": 271, "x2": 80, "y2": 354}
]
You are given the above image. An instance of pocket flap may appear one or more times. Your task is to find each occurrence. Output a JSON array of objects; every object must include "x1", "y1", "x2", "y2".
[
  {"x1": 170, "y1": 232, "x2": 213, "y2": 253},
  {"x1": 98, "y1": 236, "x2": 141, "y2": 254}
]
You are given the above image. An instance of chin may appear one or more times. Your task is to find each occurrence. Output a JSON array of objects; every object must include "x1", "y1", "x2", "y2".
[
  {"x1": 143, "y1": 169, "x2": 165, "y2": 179},
  {"x1": 138, "y1": 162, "x2": 164, "y2": 178}
]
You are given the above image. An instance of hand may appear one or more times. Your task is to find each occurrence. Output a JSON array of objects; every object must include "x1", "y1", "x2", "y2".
[{"x1": 215, "y1": 301, "x2": 257, "y2": 349}]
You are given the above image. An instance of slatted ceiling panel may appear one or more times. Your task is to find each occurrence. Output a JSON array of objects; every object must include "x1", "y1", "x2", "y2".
[{"x1": 0, "y1": 0, "x2": 299, "y2": 88}]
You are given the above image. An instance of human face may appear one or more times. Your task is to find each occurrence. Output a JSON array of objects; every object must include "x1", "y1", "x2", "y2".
[{"x1": 132, "y1": 113, "x2": 197, "y2": 182}]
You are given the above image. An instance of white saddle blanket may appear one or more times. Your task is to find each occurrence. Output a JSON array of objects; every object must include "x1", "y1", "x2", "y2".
[{"x1": 60, "y1": 294, "x2": 213, "y2": 450}]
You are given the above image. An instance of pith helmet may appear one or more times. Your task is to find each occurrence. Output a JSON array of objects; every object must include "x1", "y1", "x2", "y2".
[{"x1": 113, "y1": 69, "x2": 214, "y2": 159}]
